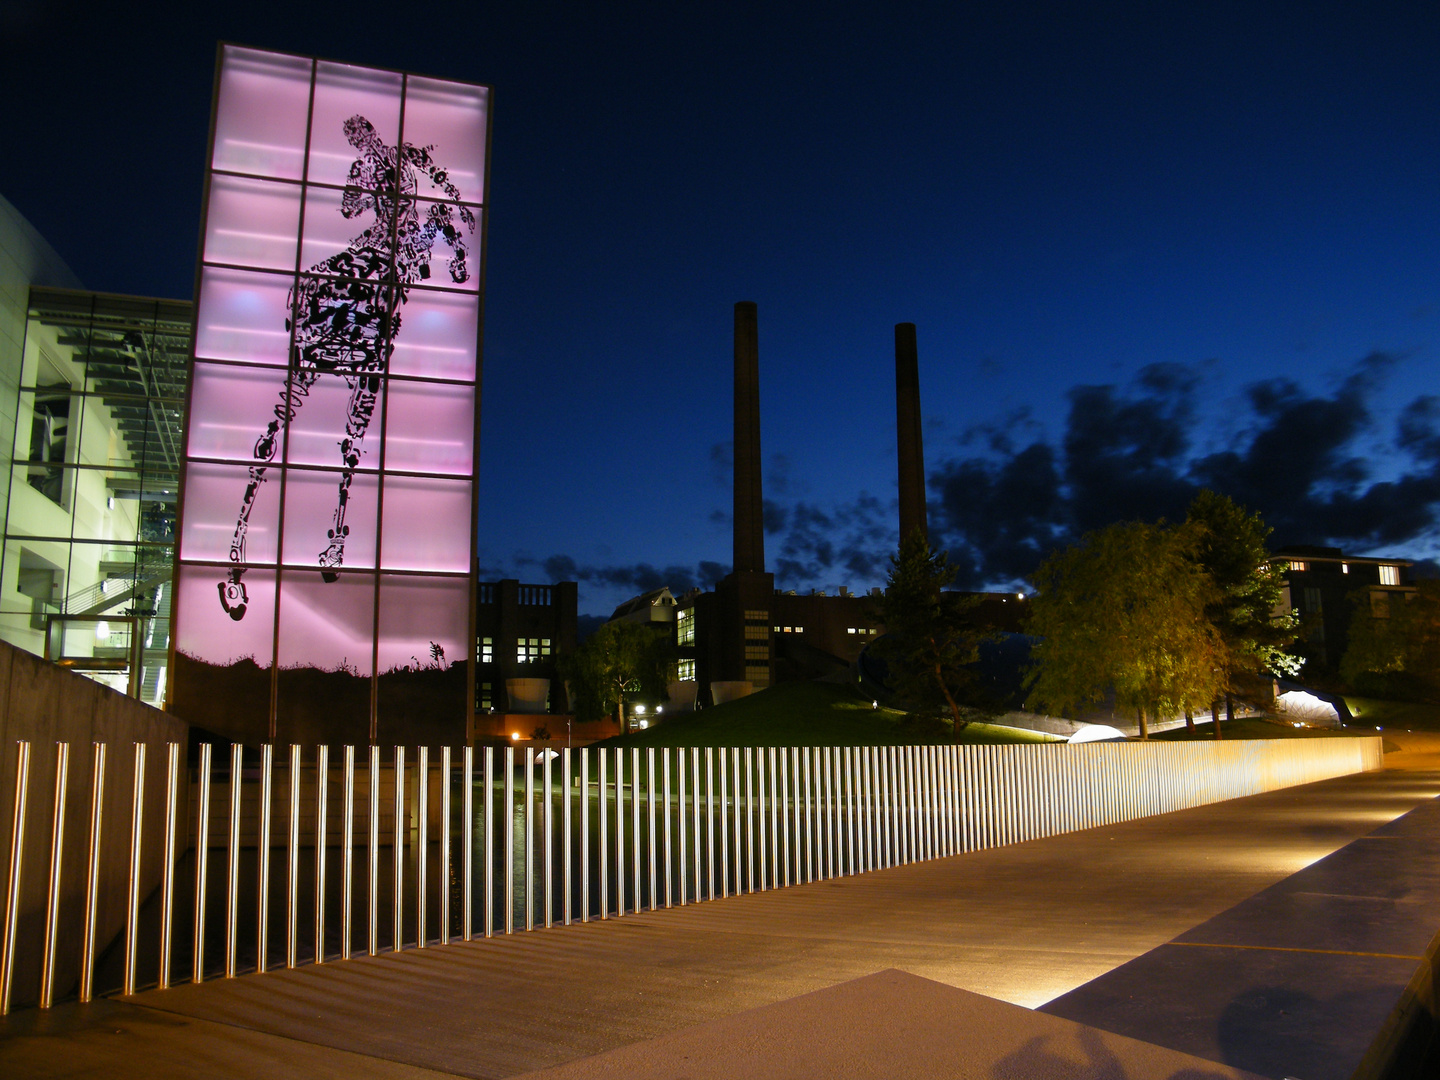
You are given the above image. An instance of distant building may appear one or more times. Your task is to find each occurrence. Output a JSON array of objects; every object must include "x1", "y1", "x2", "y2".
[
  {"x1": 473, "y1": 579, "x2": 587, "y2": 741},
  {"x1": 1272, "y1": 546, "x2": 1416, "y2": 669},
  {"x1": 608, "y1": 586, "x2": 676, "y2": 626}
]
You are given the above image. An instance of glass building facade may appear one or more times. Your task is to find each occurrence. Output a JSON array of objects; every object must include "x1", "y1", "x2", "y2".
[
  {"x1": 0, "y1": 288, "x2": 191, "y2": 703},
  {"x1": 171, "y1": 46, "x2": 489, "y2": 746}
]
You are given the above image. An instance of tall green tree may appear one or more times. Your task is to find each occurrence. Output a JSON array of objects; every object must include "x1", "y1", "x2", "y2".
[
  {"x1": 872, "y1": 530, "x2": 988, "y2": 732},
  {"x1": 1184, "y1": 490, "x2": 1300, "y2": 736},
  {"x1": 560, "y1": 621, "x2": 674, "y2": 727},
  {"x1": 1341, "y1": 580, "x2": 1440, "y2": 699},
  {"x1": 1024, "y1": 521, "x2": 1226, "y2": 737}
]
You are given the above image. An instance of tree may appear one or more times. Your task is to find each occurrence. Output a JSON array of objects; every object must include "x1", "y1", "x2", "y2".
[
  {"x1": 1341, "y1": 580, "x2": 1440, "y2": 699},
  {"x1": 872, "y1": 530, "x2": 989, "y2": 732},
  {"x1": 1024, "y1": 521, "x2": 1226, "y2": 738},
  {"x1": 560, "y1": 621, "x2": 673, "y2": 728},
  {"x1": 1184, "y1": 490, "x2": 1300, "y2": 737}
]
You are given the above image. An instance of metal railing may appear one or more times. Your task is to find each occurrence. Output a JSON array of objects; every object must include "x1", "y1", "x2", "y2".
[{"x1": 0, "y1": 735, "x2": 1382, "y2": 1012}]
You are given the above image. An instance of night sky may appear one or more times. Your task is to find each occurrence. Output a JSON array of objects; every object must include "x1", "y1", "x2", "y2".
[{"x1": 4, "y1": 2, "x2": 1438, "y2": 616}]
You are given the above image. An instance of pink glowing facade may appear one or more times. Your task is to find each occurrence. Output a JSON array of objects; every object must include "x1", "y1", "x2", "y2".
[{"x1": 170, "y1": 46, "x2": 489, "y2": 743}]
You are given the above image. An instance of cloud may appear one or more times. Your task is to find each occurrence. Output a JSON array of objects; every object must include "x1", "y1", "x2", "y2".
[
  {"x1": 928, "y1": 353, "x2": 1440, "y2": 586},
  {"x1": 519, "y1": 554, "x2": 728, "y2": 597}
]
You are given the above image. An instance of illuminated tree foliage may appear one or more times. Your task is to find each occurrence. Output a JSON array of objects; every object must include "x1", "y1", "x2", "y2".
[
  {"x1": 1024, "y1": 520, "x2": 1226, "y2": 737},
  {"x1": 560, "y1": 621, "x2": 674, "y2": 726},
  {"x1": 1185, "y1": 489, "x2": 1301, "y2": 686},
  {"x1": 872, "y1": 530, "x2": 989, "y2": 732},
  {"x1": 1341, "y1": 580, "x2": 1440, "y2": 699}
]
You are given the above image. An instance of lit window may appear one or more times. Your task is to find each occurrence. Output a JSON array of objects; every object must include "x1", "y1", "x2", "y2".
[
  {"x1": 677, "y1": 607, "x2": 695, "y2": 645},
  {"x1": 677, "y1": 659, "x2": 695, "y2": 681},
  {"x1": 1341, "y1": 563, "x2": 1350, "y2": 574},
  {"x1": 478, "y1": 681, "x2": 492, "y2": 710},
  {"x1": 847, "y1": 627, "x2": 856, "y2": 634},
  {"x1": 1289, "y1": 560, "x2": 1307, "y2": 572},
  {"x1": 477, "y1": 637, "x2": 493, "y2": 665},
  {"x1": 517, "y1": 637, "x2": 551, "y2": 663},
  {"x1": 1379, "y1": 565, "x2": 1400, "y2": 586}
]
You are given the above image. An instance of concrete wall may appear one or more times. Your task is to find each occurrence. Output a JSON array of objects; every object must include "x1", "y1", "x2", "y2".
[{"x1": 0, "y1": 638, "x2": 187, "y2": 1008}]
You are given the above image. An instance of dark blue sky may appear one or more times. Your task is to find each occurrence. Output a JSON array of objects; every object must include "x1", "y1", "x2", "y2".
[{"x1": 4, "y1": 2, "x2": 1438, "y2": 614}]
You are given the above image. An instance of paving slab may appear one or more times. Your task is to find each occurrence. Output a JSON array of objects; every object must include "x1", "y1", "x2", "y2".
[
  {"x1": 0, "y1": 997, "x2": 461, "y2": 1079},
  {"x1": 1041, "y1": 789, "x2": 1440, "y2": 1080},
  {"x1": 521, "y1": 968, "x2": 1267, "y2": 1080}
]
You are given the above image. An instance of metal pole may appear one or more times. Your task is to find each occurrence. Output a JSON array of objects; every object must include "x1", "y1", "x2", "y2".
[
  {"x1": 803, "y1": 748, "x2": 813, "y2": 884},
  {"x1": 79, "y1": 742, "x2": 106, "y2": 1003},
  {"x1": 503, "y1": 746, "x2": 514, "y2": 933},
  {"x1": 677, "y1": 748, "x2": 687, "y2": 905},
  {"x1": 766, "y1": 746, "x2": 777, "y2": 889},
  {"x1": 368, "y1": 745, "x2": 379, "y2": 957},
  {"x1": 543, "y1": 747, "x2": 553, "y2": 928},
  {"x1": 579, "y1": 748, "x2": 588, "y2": 922},
  {"x1": 631, "y1": 747, "x2": 641, "y2": 914},
  {"x1": 417, "y1": 746, "x2": 429, "y2": 946},
  {"x1": 159, "y1": 742, "x2": 178, "y2": 989},
  {"x1": 483, "y1": 747, "x2": 494, "y2": 937},
  {"x1": 691, "y1": 747, "x2": 702, "y2": 899},
  {"x1": 562, "y1": 747, "x2": 571, "y2": 926},
  {"x1": 598, "y1": 748, "x2": 608, "y2": 919},
  {"x1": 224, "y1": 743, "x2": 241, "y2": 979},
  {"x1": 463, "y1": 746, "x2": 473, "y2": 941},
  {"x1": 342, "y1": 745, "x2": 354, "y2": 960},
  {"x1": 193, "y1": 742, "x2": 212, "y2": 984},
  {"x1": 524, "y1": 746, "x2": 534, "y2": 931},
  {"x1": 40, "y1": 742, "x2": 70, "y2": 1008},
  {"x1": 647, "y1": 747, "x2": 657, "y2": 911},
  {"x1": 783, "y1": 748, "x2": 794, "y2": 892},
  {"x1": 257, "y1": 745, "x2": 273, "y2": 974},
  {"x1": 1, "y1": 741, "x2": 30, "y2": 1015},
  {"x1": 123, "y1": 743, "x2": 145, "y2": 995},
  {"x1": 392, "y1": 746, "x2": 404, "y2": 953},
  {"x1": 612, "y1": 748, "x2": 622, "y2": 918},
  {"x1": 745, "y1": 747, "x2": 755, "y2": 892},
  {"x1": 662, "y1": 749, "x2": 672, "y2": 908},
  {"x1": 718, "y1": 748, "x2": 729, "y2": 898},
  {"x1": 316, "y1": 744, "x2": 329, "y2": 961},
  {"x1": 705, "y1": 747, "x2": 715, "y2": 901},
  {"x1": 441, "y1": 747, "x2": 451, "y2": 944},
  {"x1": 289, "y1": 744, "x2": 302, "y2": 966},
  {"x1": 732, "y1": 748, "x2": 742, "y2": 895}
]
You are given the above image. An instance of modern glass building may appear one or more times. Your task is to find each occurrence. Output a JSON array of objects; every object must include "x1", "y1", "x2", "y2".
[{"x1": 0, "y1": 287, "x2": 191, "y2": 702}]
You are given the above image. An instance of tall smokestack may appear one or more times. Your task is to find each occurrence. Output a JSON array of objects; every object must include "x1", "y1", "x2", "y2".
[
  {"x1": 733, "y1": 301, "x2": 764, "y2": 574},
  {"x1": 895, "y1": 322, "x2": 928, "y2": 544}
]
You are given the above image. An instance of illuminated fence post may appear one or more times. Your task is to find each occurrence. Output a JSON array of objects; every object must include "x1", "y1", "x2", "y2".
[
  {"x1": 343, "y1": 745, "x2": 355, "y2": 959},
  {"x1": 524, "y1": 747, "x2": 534, "y2": 932},
  {"x1": 562, "y1": 746, "x2": 572, "y2": 926},
  {"x1": 193, "y1": 742, "x2": 212, "y2": 984},
  {"x1": 579, "y1": 748, "x2": 588, "y2": 922},
  {"x1": 316, "y1": 745, "x2": 330, "y2": 961},
  {"x1": 79, "y1": 742, "x2": 106, "y2": 1004},
  {"x1": 418, "y1": 746, "x2": 430, "y2": 946},
  {"x1": 159, "y1": 742, "x2": 179, "y2": 989},
  {"x1": 123, "y1": 743, "x2": 145, "y2": 996},
  {"x1": 0, "y1": 742, "x2": 28, "y2": 1015},
  {"x1": 257, "y1": 745, "x2": 273, "y2": 973},
  {"x1": 463, "y1": 746, "x2": 473, "y2": 940},
  {"x1": 368, "y1": 745, "x2": 380, "y2": 956},
  {"x1": 224, "y1": 744, "x2": 241, "y2": 980},
  {"x1": 662, "y1": 749, "x2": 673, "y2": 908},
  {"x1": 40, "y1": 745, "x2": 71, "y2": 1007}
]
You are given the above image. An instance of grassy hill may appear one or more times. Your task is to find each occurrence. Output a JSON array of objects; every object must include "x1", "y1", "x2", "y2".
[{"x1": 594, "y1": 681, "x2": 1060, "y2": 749}]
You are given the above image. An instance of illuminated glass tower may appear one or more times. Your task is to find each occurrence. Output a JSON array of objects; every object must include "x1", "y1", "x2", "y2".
[{"x1": 171, "y1": 46, "x2": 490, "y2": 745}]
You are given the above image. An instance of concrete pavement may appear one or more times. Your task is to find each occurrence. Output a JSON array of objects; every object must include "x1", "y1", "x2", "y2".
[{"x1": 2, "y1": 736, "x2": 1437, "y2": 1078}]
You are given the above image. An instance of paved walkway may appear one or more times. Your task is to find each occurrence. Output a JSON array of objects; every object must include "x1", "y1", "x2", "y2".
[{"x1": 3, "y1": 735, "x2": 1438, "y2": 1079}]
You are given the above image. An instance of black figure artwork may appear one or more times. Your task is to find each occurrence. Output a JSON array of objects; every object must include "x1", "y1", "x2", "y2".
[{"x1": 218, "y1": 115, "x2": 476, "y2": 621}]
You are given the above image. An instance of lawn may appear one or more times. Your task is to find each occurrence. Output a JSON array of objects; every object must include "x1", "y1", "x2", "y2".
[
  {"x1": 592, "y1": 680, "x2": 1061, "y2": 749},
  {"x1": 1337, "y1": 696, "x2": 1440, "y2": 733}
]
